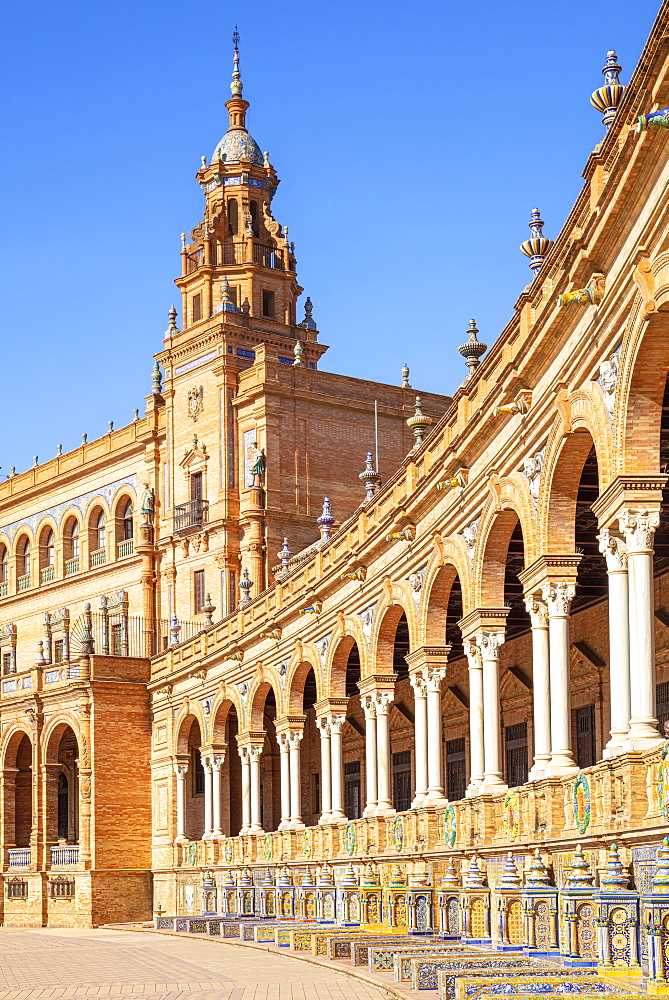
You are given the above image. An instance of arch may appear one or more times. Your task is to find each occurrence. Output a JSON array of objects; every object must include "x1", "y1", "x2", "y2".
[
  {"x1": 62, "y1": 513, "x2": 81, "y2": 564},
  {"x1": 37, "y1": 520, "x2": 56, "y2": 573},
  {"x1": 542, "y1": 427, "x2": 600, "y2": 555},
  {"x1": 423, "y1": 562, "x2": 463, "y2": 646},
  {"x1": 247, "y1": 677, "x2": 282, "y2": 730},
  {"x1": 42, "y1": 718, "x2": 82, "y2": 766},
  {"x1": 14, "y1": 531, "x2": 32, "y2": 580},
  {"x1": 88, "y1": 504, "x2": 106, "y2": 555},
  {"x1": 42, "y1": 721, "x2": 81, "y2": 846},
  {"x1": 1, "y1": 725, "x2": 33, "y2": 770},
  {"x1": 618, "y1": 309, "x2": 669, "y2": 474},
  {"x1": 113, "y1": 491, "x2": 136, "y2": 549},
  {"x1": 174, "y1": 708, "x2": 206, "y2": 755},
  {"x1": 210, "y1": 692, "x2": 243, "y2": 745},
  {"x1": 0, "y1": 540, "x2": 8, "y2": 584},
  {"x1": 284, "y1": 660, "x2": 319, "y2": 717},
  {"x1": 1, "y1": 728, "x2": 33, "y2": 850},
  {"x1": 476, "y1": 504, "x2": 525, "y2": 608},
  {"x1": 368, "y1": 593, "x2": 417, "y2": 677},
  {"x1": 329, "y1": 634, "x2": 362, "y2": 700},
  {"x1": 228, "y1": 198, "x2": 239, "y2": 236}
]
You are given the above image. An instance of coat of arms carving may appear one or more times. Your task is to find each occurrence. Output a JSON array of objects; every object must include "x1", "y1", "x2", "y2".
[{"x1": 187, "y1": 386, "x2": 203, "y2": 421}]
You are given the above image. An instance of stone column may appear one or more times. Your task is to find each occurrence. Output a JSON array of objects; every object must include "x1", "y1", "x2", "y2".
[
  {"x1": 465, "y1": 640, "x2": 484, "y2": 796},
  {"x1": 211, "y1": 754, "x2": 224, "y2": 838},
  {"x1": 174, "y1": 763, "x2": 188, "y2": 843},
  {"x1": 410, "y1": 671, "x2": 428, "y2": 809},
  {"x1": 478, "y1": 631, "x2": 507, "y2": 793},
  {"x1": 598, "y1": 529, "x2": 631, "y2": 757},
  {"x1": 287, "y1": 731, "x2": 304, "y2": 830},
  {"x1": 425, "y1": 667, "x2": 448, "y2": 806},
  {"x1": 315, "y1": 718, "x2": 332, "y2": 825},
  {"x1": 329, "y1": 714, "x2": 347, "y2": 824},
  {"x1": 202, "y1": 757, "x2": 213, "y2": 840},
  {"x1": 277, "y1": 733, "x2": 291, "y2": 831},
  {"x1": 620, "y1": 509, "x2": 663, "y2": 748},
  {"x1": 375, "y1": 691, "x2": 395, "y2": 816},
  {"x1": 525, "y1": 597, "x2": 551, "y2": 780},
  {"x1": 361, "y1": 696, "x2": 377, "y2": 817},
  {"x1": 542, "y1": 582, "x2": 579, "y2": 776},
  {"x1": 248, "y1": 744, "x2": 264, "y2": 835},
  {"x1": 238, "y1": 746, "x2": 251, "y2": 836}
]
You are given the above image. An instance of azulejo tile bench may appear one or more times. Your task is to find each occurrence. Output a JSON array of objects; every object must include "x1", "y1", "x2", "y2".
[
  {"x1": 412, "y1": 956, "x2": 557, "y2": 992},
  {"x1": 437, "y1": 968, "x2": 598, "y2": 1000},
  {"x1": 452, "y1": 976, "x2": 630, "y2": 999}
]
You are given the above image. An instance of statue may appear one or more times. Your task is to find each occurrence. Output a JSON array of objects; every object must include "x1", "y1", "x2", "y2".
[
  {"x1": 599, "y1": 355, "x2": 619, "y2": 417},
  {"x1": 522, "y1": 453, "x2": 543, "y2": 507},
  {"x1": 140, "y1": 483, "x2": 155, "y2": 524},
  {"x1": 249, "y1": 442, "x2": 266, "y2": 487}
]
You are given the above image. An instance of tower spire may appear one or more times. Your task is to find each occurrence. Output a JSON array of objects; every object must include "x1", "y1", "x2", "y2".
[
  {"x1": 225, "y1": 26, "x2": 249, "y2": 132},
  {"x1": 231, "y1": 26, "x2": 243, "y2": 97}
]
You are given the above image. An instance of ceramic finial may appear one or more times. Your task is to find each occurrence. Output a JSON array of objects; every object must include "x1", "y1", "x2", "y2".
[
  {"x1": 591, "y1": 51, "x2": 625, "y2": 128},
  {"x1": 520, "y1": 209, "x2": 553, "y2": 274}
]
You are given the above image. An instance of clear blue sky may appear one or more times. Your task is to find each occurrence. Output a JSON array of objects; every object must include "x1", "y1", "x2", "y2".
[{"x1": 0, "y1": 1, "x2": 659, "y2": 474}]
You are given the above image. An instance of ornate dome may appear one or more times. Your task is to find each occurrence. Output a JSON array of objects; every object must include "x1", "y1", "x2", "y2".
[{"x1": 213, "y1": 129, "x2": 263, "y2": 166}]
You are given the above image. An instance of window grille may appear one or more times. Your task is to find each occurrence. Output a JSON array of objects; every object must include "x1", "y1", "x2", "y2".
[
  {"x1": 194, "y1": 570, "x2": 206, "y2": 615},
  {"x1": 505, "y1": 722, "x2": 528, "y2": 788},
  {"x1": 446, "y1": 737, "x2": 466, "y2": 801},
  {"x1": 49, "y1": 878, "x2": 75, "y2": 898},
  {"x1": 6, "y1": 879, "x2": 28, "y2": 899},
  {"x1": 393, "y1": 750, "x2": 412, "y2": 813}
]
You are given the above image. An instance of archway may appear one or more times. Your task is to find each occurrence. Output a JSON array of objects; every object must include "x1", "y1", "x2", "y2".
[
  {"x1": 2, "y1": 731, "x2": 33, "y2": 853},
  {"x1": 44, "y1": 725, "x2": 79, "y2": 851}
]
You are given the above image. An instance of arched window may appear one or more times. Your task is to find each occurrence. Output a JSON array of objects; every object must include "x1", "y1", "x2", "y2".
[
  {"x1": 122, "y1": 501, "x2": 133, "y2": 540},
  {"x1": 250, "y1": 200, "x2": 259, "y2": 237},
  {"x1": 69, "y1": 521, "x2": 79, "y2": 560},
  {"x1": 17, "y1": 537, "x2": 30, "y2": 579},
  {"x1": 94, "y1": 510, "x2": 105, "y2": 550},
  {"x1": 44, "y1": 529, "x2": 54, "y2": 566},
  {"x1": 228, "y1": 198, "x2": 238, "y2": 236},
  {"x1": 0, "y1": 546, "x2": 8, "y2": 583}
]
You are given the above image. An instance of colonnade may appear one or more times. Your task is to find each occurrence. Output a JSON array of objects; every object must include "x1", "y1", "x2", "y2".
[{"x1": 171, "y1": 501, "x2": 665, "y2": 843}]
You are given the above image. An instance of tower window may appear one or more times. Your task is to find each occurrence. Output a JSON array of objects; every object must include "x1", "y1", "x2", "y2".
[
  {"x1": 250, "y1": 200, "x2": 259, "y2": 237},
  {"x1": 194, "y1": 569, "x2": 205, "y2": 615},
  {"x1": 192, "y1": 294, "x2": 201, "y2": 323},
  {"x1": 262, "y1": 290, "x2": 275, "y2": 318},
  {"x1": 228, "y1": 198, "x2": 238, "y2": 236}
]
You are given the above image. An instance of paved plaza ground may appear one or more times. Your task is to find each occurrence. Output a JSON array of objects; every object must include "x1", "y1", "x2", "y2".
[{"x1": 0, "y1": 929, "x2": 394, "y2": 1000}]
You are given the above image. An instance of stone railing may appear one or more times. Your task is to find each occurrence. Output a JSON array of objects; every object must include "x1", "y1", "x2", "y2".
[
  {"x1": 8, "y1": 848, "x2": 31, "y2": 867},
  {"x1": 50, "y1": 845, "x2": 79, "y2": 867},
  {"x1": 171, "y1": 749, "x2": 666, "y2": 870}
]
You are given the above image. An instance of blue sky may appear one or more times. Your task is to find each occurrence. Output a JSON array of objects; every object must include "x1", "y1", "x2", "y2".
[{"x1": 0, "y1": 1, "x2": 659, "y2": 473}]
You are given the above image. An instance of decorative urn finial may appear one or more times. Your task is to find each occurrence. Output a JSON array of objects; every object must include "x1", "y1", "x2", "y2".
[
  {"x1": 277, "y1": 537, "x2": 292, "y2": 572},
  {"x1": 458, "y1": 319, "x2": 487, "y2": 378},
  {"x1": 651, "y1": 836, "x2": 669, "y2": 894},
  {"x1": 293, "y1": 340, "x2": 305, "y2": 367},
  {"x1": 440, "y1": 857, "x2": 461, "y2": 889},
  {"x1": 520, "y1": 209, "x2": 553, "y2": 274},
  {"x1": 463, "y1": 856, "x2": 486, "y2": 888},
  {"x1": 591, "y1": 51, "x2": 625, "y2": 128},
  {"x1": 220, "y1": 277, "x2": 238, "y2": 313},
  {"x1": 499, "y1": 853, "x2": 522, "y2": 889},
  {"x1": 566, "y1": 845, "x2": 595, "y2": 888},
  {"x1": 406, "y1": 396, "x2": 432, "y2": 448},
  {"x1": 318, "y1": 497, "x2": 335, "y2": 541},
  {"x1": 166, "y1": 304, "x2": 179, "y2": 337},
  {"x1": 401, "y1": 363, "x2": 411, "y2": 389},
  {"x1": 600, "y1": 842, "x2": 629, "y2": 890},
  {"x1": 299, "y1": 297, "x2": 317, "y2": 330},
  {"x1": 202, "y1": 593, "x2": 216, "y2": 627},
  {"x1": 239, "y1": 568, "x2": 253, "y2": 605},
  {"x1": 152, "y1": 361, "x2": 163, "y2": 395},
  {"x1": 359, "y1": 451, "x2": 382, "y2": 501},
  {"x1": 526, "y1": 848, "x2": 552, "y2": 887}
]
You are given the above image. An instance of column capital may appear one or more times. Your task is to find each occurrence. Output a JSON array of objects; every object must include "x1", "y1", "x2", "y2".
[
  {"x1": 518, "y1": 555, "x2": 581, "y2": 597},
  {"x1": 357, "y1": 673, "x2": 396, "y2": 699},
  {"x1": 459, "y1": 608, "x2": 509, "y2": 642},
  {"x1": 405, "y1": 645, "x2": 450, "y2": 673},
  {"x1": 409, "y1": 671, "x2": 428, "y2": 697},
  {"x1": 373, "y1": 690, "x2": 394, "y2": 713},
  {"x1": 314, "y1": 697, "x2": 348, "y2": 720},
  {"x1": 361, "y1": 694, "x2": 377, "y2": 719},
  {"x1": 542, "y1": 581, "x2": 575, "y2": 617},
  {"x1": 524, "y1": 595, "x2": 549, "y2": 628},
  {"x1": 315, "y1": 716, "x2": 331, "y2": 736},
  {"x1": 274, "y1": 714, "x2": 306, "y2": 737},
  {"x1": 597, "y1": 529, "x2": 628, "y2": 572},
  {"x1": 591, "y1": 474, "x2": 667, "y2": 529},
  {"x1": 425, "y1": 665, "x2": 447, "y2": 691},
  {"x1": 286, "y1": 730, "x2": 303, "y2": 749},
  {"x1": 327, "y1": 713, "x2": 347, "y2": 735},
  {"x1": 475, "y1": 630, "x2": 505, "y2": 658},
  {"x1": 236, "y1": 732, "x2": 265, "y2": 762},
  {"x1": 173, "y1": 761, "x2": 189, "y2": 777},
  {"x1": 618, "y1": 508, "x2": 660, "y2": 555},
  {"x1": 464, "y1": 637, "x2": 482, "y2": 666}
]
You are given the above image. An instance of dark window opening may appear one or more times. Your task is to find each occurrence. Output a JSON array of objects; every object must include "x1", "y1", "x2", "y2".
[
  {"x1": 446, "y1": 737, "x2": 466, "y2": 801},
  {"x1": 505, "y1": 722, "x2": 528, "y2": 788},
  {"x1": 3, "y1": 652, "x2": 13, "y2": 675},
  {"x1": 393, "y1": 613, "x2": 410, "y2": 681},
  {"x1": 312, "y1": 772, "x2": 321, "y2": 814},
  {"x1": 302, "y1": 669, "x2": 317, "y2": 712},
  {"x1": 194, "y1": 570, "x2": 206, "y2": 615},
  {"x1": 54, "y1": 639, "x2": 64, "y2": 664},
  {"x1": 393, "y1": 750, "x2": 411, "y2": 813},
  {"x1": 57, "y1": 773, "x2": 68, "y2": 840},
  {"x1": 575, "y1": 705, "x2": 596, "y2": 769},
  {"x1": 504, "y1": 522, "x2": 529, "y2": 641},
  {"x1": 49, "y1": 878, "x2": 75, "y2": 898},
  {"x1": 228, "y1": 570, "x2": 236, "y2": 615},
  {"x1": 250, "y1": 201, "x2": 259, "y2": 237},
  {"x1": 262, "y1": 290, "x2": 275, "y2": 318},
  {"x1": 657, "y1": 681, "x2": 669, "y2": 729},
  {"x1": 111, "y1": 622, "x2": 123, "y2": 655},
  {"x1": 192, "y1": 294, "x2": 202, "y2": 323},
  {"x1": 193, "y1": 748, "x2": 205, "y2": 795},
  {"x1": 191, "y1": 472, "x2": 203, "y2": 501},
  {"x1": 573, "y1": 447, "x2": 608, "y2": 612},
  {"x1": 344, "y1": 760, "x2": 361, "y2": 820},
  {"x1": 6, "y1": 880, "x2": 28, "y2": 899},
  {"x1": 345, "y1": 643, "x2": 361, "y2": 697},
  {"x1": 228, "y1": 198, "x2": 238, "y2": 236}
]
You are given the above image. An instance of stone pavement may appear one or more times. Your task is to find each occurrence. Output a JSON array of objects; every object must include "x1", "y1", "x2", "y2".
[{"x1": 0, "y1": 928, "x2": 396, "y2": 1000}]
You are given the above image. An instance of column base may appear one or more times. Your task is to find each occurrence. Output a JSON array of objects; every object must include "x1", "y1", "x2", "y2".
[
  {"x1": 328, "y1": 810, "x2": 347, "y2": 825},
  {"x1": 287, "y1": 819, "x2": 305, "y2": 831},
  {"x1": 375, "y1": 804, "x2": 396, "y2": 817},
  {"x1": 239, "y1": 826, "x2": 250, "y2": 836},
  {"x1": 202, "y1": 832, "x2": 213, "y2": 841},
  {"x1": 318, "y1": 814, "x2": 332, "y2": 826},
  {"x1": 411, "y1": 792, "x2": 427, "y2": 810},
  {"x1": 249, "y1": 824, "x2": 265, "y2": 835},
  {"x1": 479, "y1": 776, "x2": 507, "y2": 795},
  {"x1": 425, "y1": 790, "x2": 448, "y2": 808},
  {"x1": 211, "y1": 830, "x2": 224, "y2": 840},
  {"x1": 278, "y1": 819, "x2": 291, "y2": 831},
  {"x1": 363, "y1": 804, "x2": 377, "y2": 818},
  {"x1": 528, "y1": 755, "x2": 551, "y2": 781},
  {"x1": 174, "y1": 835, "x2": 188, "y2": 845},
  {"x1": 545, "y1": 751, "x2": 579, "y2": 777},
  {"x1": 465, "y1": 779, "x2": 483, "y2": 798},
  {"x1": 625, "y1": 719, "x2": 663, "y2": 751}
]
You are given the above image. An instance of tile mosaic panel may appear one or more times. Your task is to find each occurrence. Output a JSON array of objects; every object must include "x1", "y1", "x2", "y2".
[
  {"x1": 455, "y1": 977, "x2": 628, "y2": 998},
  {"x1": 412, "y1": 957, "x2": 551, "y2": 992},
  {"x1": 437, "y1": 967, "x2": 597, "y2": 1000}
]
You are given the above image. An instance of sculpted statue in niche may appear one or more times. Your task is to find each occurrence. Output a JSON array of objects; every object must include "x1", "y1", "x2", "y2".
[
  {"x1": 598, "y1": 354, "x2": 619, "y2": 418},
  {"x1": 522, "y1": 452, "x2": 543, "y2": 507},
  {"x1": 249, "y1": 442, "x2": 266, "y2": 487},
  {"x1": 140, "y1": 483, "x2": 155, "y2": 524}
]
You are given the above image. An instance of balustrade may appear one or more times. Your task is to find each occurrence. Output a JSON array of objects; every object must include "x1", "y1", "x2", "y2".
[
  {"x1": 8, "y1": 848, "x2": 30, "y2": 867},
  {"x1": 117, "y1": 539, "x2": 134, "y2": 558},
  {"x1": 17, "y1": 574, "x2": 30, "y2": 591},
  {"x1": 64, "y1": 557, "x2": 79, "y2": 576},
  {"x1": 89, "y1": 548, "x2": 106, "y2": 568},
  {"x1": 50, "y1": 845, "x2": 79, "y2": 866}
]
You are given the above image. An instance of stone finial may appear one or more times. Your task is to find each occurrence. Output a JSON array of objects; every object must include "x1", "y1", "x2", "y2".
[
  {"x1": 169, "y1": 613, "x2": 182, "y2": 645},
  {"x1": 463, "y1": 856, "x2": 487, "y2": 888},
  {"x1": 520, "y1": 209, "x2": 553, "y2": 274},
  {"x1": 152, "y1": 361, "x2": 163, "y2": 395},
  {"x1": 458, "y1": 319, "x2": 487, "y2": 378},
  {"x1": 230, "y1": 26, "x2": 243, "y2": 97},
  {"x1": 263, "y1": 150, "x2": 270, "y2": 167},
  {"x1": 223, "y1": 869, "x2": 236, "y2": 887},
  {"x1": 318, "y1": 863, "x2": 334, "y2": 885},
  {"x1": 33, "y1": 456, "x2": 38, "y2": 467},
  {"x1": 180, "y1": 233, "x2": 187, "y2": 250},
  {"x1": 239, "y1": 867, "x2": 253, "y2": 886},
  {"x1": 591, "y1": 51, "x2": 625, "y2": 128},
  {"x1": 406, "y1": 395, "x2": 433, "y2": 448},
  {"x1": 202, "y1": 593, "x2": 216, "y2": 627},
  {"x1": 241, "y1": 296, "x2": 250, "y2": 316},
  {"x1": 239, "y1": 568, "x2": 253, "y2": 605},
  {"x1": 108, "y1": 421, "x2": 114, "y2": 433},
  {"x1": 439, "y1": 857, "x2": 461, "y2": 890},
  {"x1": 401, "y1": 362, "x2": 411, "y2": 389},
  {"x1": 299, "y1": 297, "x2": 317, "y2": 330},
  {"x1": 566, "y1": 845, "x2": 595, "y2": 888},
  {"x1": 277, "y1": 866, "x2": 293, "y2": 886},
  {"x1": 340, "y1": 864, "x2": 359, "y2": 887},
  {"x1": 56, "y1": 444, "x2": 62, "y2": 456},
  {"x1": 261, "y1": 868, "x2": 275, "y2": 887},
  {"x1": 390, "y1": 865, "x2": 406, "y2": 887},
  {"x1": 134, "y1": 409, "x2": 139, "y2": 421},
  {"x1": 293, "y1": 340, "x2": 305, "y2": 367},
  {"x1": 525, "y1": 848, "x2": 552, "y2": 887},
  {"x1": 201, "y1": 155, "x2": 207, "y2": 169},
  {"x1": 499, "y1": 853, "x2": 522, "y2": 889},
  {"x1": 600, "y1": 842, "x2": 629, "y2": 890},
  {"x1": 220, "y1": 277, "x2": 238, "y2": 312},
  {"x1": 166, "y1": 305, "x2": 179, "y2": 336},
  {"x1": 361, "y1": 861, "x2": 379, "y2": 885},
  {"x1": 318, "y1": 497, "x2": 335, "y2": 541},
  {"x1": 36, "y1": 641, "x2": 46, "y2": 666},
  {"x1": 277, "y1": 538, "x2": 292, "y2": 572},
  {"x1": 81, "y1": 433, "x2": 87, "y2": 444},
  {"x1": 651, "y1": 837, "x2": 669, "y2": 894},
  {"x1": 359, "y1": 451, "x2": 382, "y2": 501}
]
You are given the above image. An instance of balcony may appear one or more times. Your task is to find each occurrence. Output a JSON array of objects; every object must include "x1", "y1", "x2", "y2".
[
  {"x1": 90, "y1": 548, "x2": 106, "y2": 568},
  {"x1": 17, "y1": 575, "x2": 30, "y2": 592},
  {"x1": 50, "y1": 845, "x2": 79, "y2": 867},
  {"x1": 64, "y1": 557, "x2": 79, "y2": 576},
  {"x1": 117, "y1": 539, "x2": 134, "y2": 558},
  {"x1": 0, "y1": 581, "x2": 8, "y2": 597},
  {"x1": 40, "y1": 566, "x2": 55, "y2": 584},
  {"x1": 8, "y1": 848, "x2": 30, "y2": 868},
  {"x1": 174, "y1": 499, "x2": 209, "y2": 533}
]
